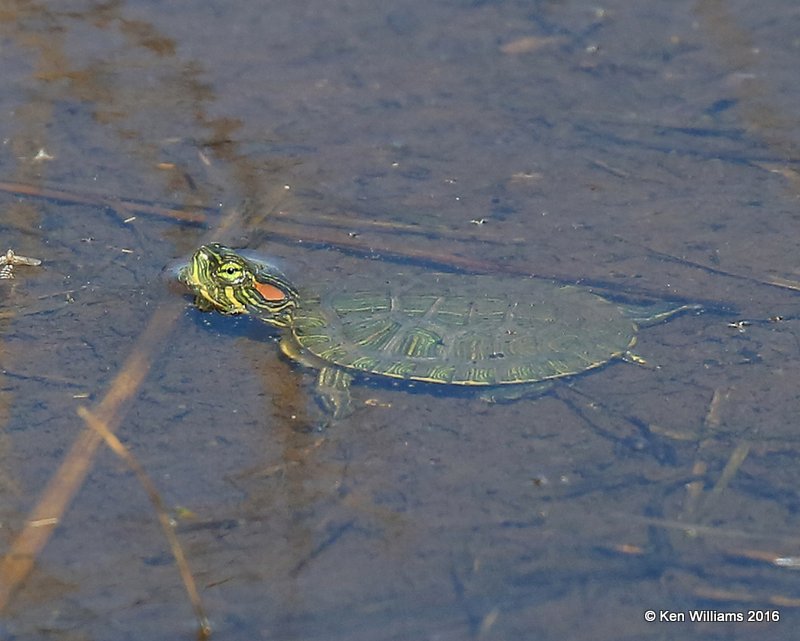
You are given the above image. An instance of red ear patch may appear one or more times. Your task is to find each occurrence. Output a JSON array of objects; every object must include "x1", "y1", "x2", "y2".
[{"x1": 255, "y1": 281, "x2": 286, "y2": 301}]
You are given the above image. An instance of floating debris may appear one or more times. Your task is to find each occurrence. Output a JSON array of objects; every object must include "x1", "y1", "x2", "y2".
[
  {"x1": 727, "y1": 319, "x2": 751, "y2": 333},
  {"x1": 500, "y1": 35, "x2": 563, "y2": 55},
  {"x1": 0, "y1": 248, "x2": 42, "y2": 280},
  {"x1": 32, "y1": 148, "x2": 55, "y2": 162}
]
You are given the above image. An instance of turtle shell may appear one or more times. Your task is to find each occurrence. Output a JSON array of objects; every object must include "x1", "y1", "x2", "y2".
[{"x1": 289, "y1": 276, "x2": 638, "y2": 386}]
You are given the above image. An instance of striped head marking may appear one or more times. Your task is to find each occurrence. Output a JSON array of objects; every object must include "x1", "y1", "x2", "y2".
[{"x1": 179, "y1": 243, "x2": 298, "y2": 327}]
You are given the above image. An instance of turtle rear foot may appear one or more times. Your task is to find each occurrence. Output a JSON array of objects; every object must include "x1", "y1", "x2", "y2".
[{"x1": 480, "y1": 380, "x2": 554, "y2": 403}]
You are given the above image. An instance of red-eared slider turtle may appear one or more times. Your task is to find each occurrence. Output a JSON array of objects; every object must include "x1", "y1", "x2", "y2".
[{"x1": 178, "y1": 243, "x2": 696, "y2": 417}]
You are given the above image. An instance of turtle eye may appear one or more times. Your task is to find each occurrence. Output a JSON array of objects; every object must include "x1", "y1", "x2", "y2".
[{"x1": 217, "y1": 261, "x2": 245, "y2": 283}]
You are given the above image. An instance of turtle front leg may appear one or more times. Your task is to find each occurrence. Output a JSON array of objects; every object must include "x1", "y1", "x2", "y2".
[
  {"x1": 315, "y1": 366, "x2": 354, "y2": 418},
  {"x1": 280, "y1": 336, "x2": 355, "y2": 418}
]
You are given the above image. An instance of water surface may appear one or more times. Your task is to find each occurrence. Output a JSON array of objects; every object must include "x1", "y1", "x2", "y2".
[{"x1": 1, "y1": 1, "x2": 799, "y2": 639}]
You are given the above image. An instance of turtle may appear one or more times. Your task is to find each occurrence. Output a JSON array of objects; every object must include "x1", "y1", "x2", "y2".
[{"x1": 178, "y1": 243, "x2": 697, "y2": 417}]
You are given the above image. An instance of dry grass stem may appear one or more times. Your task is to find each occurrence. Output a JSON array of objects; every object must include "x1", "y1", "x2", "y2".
[
  {"x1": 710, "y1": 442, "x2": 750, "y2": 496},
  {"x1": 78, "y1": 406, "x2": 211, "y2": 637},
  {"x1": 0, "y1": 304, "x2": 182, "y2": 611},
  {"x1": 704, "y1": 387, "x2": 731, "y2": 428},
  {"x1": 0, "y1": 180, "x2": 207, "y2": 225}
]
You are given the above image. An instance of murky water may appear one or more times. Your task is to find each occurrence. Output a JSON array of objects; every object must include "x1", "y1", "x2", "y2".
[{"x1": 1, "y1": 1, "x2": 799, "y2": 639}]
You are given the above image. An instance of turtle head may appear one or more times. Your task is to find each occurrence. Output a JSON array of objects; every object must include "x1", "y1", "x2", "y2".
[{"x1": 179, "y1": 243, "x2": 299, "y2": 327}]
